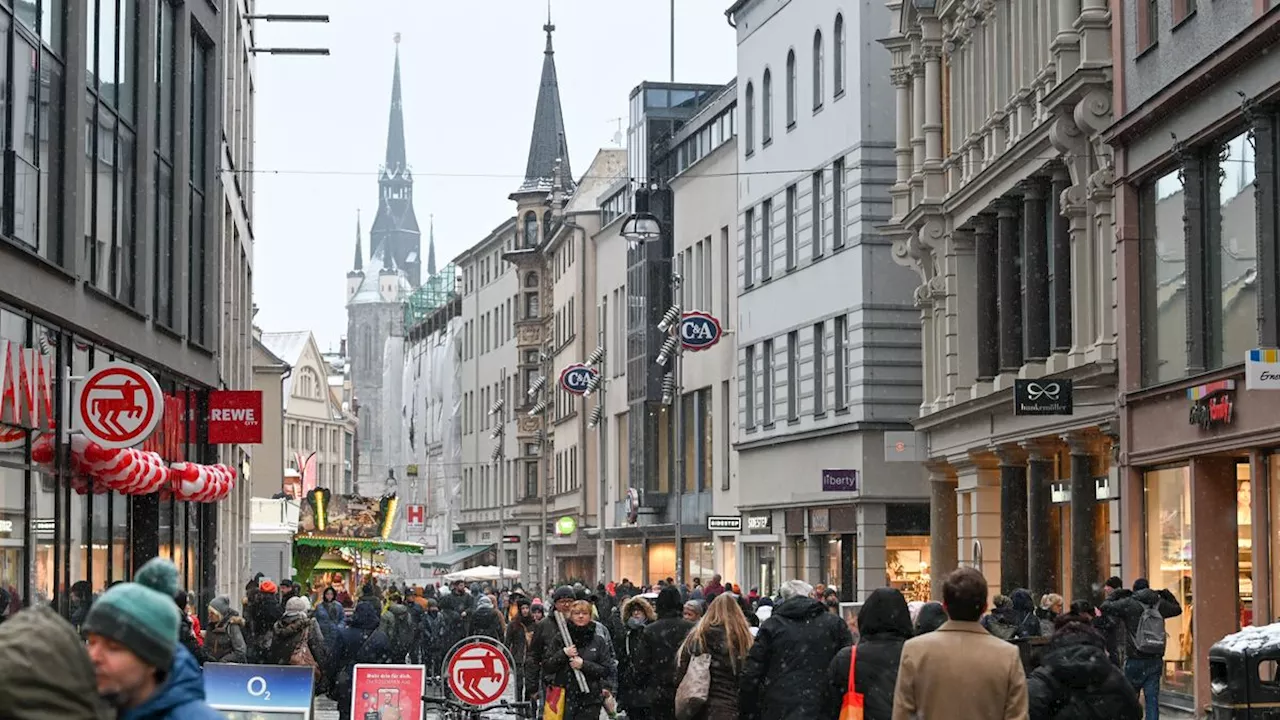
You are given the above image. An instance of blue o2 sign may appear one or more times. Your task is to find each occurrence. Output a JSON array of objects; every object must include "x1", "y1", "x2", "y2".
[
  {"x1": 680, "y1": 311, "x2": 723, "y2": 351},
  {"x1": 559, "y1": 363, "x2": 597, "y2": 395}
]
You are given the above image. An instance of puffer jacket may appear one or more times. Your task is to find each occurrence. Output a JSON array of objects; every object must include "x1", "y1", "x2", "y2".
[
  {"x1": 119, "y1": 645, "x2": 222, "y2": 720},
  {"x1": 314, "y1": 596, "x2": 346, "y2": 639},
  {"x1": 205, "y1": 615, "x2": 248, "y2": 664},
  {"x1": 1027, "y1": 624, "x2": 1141, "y2": 720},
  {"x1": 0, "y1": 606, "x2": 112, "y2": 719},
  {"x1": 636, "y1": 586, "x2": 695, "y2": 720},
  {"x1": 740, "y1": 595, "x2": 853, "y2": 720},
  {"x1": 267, "y1": 613, "x2": 327, "y2": 672}
]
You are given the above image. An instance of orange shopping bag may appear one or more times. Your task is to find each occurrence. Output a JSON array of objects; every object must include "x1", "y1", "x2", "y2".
[
  {"x1": 543, "y1": 685, "x2": 567, "y2": 720},
  {"x1": 839, "y1": 646, "x2": 864, "y2": 720}
]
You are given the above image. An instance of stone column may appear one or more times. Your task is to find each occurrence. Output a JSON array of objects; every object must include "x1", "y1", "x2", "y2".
[
  {"x1": 1050, "y1": 166, "x2": 1073, "y2": 354},
  {"x1": 1066, "y1": 433, "x2": 1098, "y2": 603},
  {"x1": 911, "y1": 56, "x2": 926, "y2": 200},
  {"x1": 974, "y1": 215, "x2": 999, "y2": 380},
  {"x1": 892, "y1": 66, "x2": 914, "y2": 190},
  {"x1": 1022, "y1": 179, "x2": 1050, "y2": 361},
  {"x1": 916, "y1": 283, "x2": 936, "y2": 415},
  {"x1": 922, "y1": 42, "x2": 945, "y2": 200},
  {"x1": 1077, "y1": 0, "x2": 1111, "y2": 68},
  {"x1": 960, "y1": 453, "x2": 1004, "y2": 593},
  {"x1": 1063, "y1": 181, "x2": 1091, "y2": 363},
  {"x1": 929, "y1": 464, "x2": 959, "y2": 601},
  {"x1": 856, "y1": 503, "x2": 888, "y2": 602},
  {"x1": 997, "y1": 446, "x2": 1029, "y2": 593},
  {"x1": 997, "y1": 199, "x2": 1024, "y2": 373},
  {"x1": 1024, "y1": 440, "x2": 1060, "y2": 598},
  {"x1": 1245, "y1": 98, "x2": 1280, "y2": 347},
  {"x1": 1053, "y1": 0, "x2": 1081, "y2": 78},
  {"x1": 945, "y1": 230, "x2": 978, "y2": 397}
]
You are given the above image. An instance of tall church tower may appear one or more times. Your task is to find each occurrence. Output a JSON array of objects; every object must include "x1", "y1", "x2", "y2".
[
  {"x1": 370, "y1": 33, "x2": 423, "y2": 287},
  {"x1": 347, "y1": 36, "x2": 417, "y2": 493}
]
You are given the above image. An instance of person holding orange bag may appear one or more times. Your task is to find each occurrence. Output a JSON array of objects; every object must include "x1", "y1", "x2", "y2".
[{"x1": 826, "y1": 588, "x2": 914, "y2": 720}]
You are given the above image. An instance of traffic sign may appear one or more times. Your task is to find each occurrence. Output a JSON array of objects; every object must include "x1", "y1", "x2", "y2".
[
  {"x1": 679, "y1": 311, "x2": 723, "y2": 351},
  {"x1": 559, "y1": 363, "x2": 596, "y2": 395},
  {"x1": 446, "y1": 639, "x2": 511, "y2": 707},
  {"x1": 74, "y1": 362, "x2": 163, "y2": 449}
]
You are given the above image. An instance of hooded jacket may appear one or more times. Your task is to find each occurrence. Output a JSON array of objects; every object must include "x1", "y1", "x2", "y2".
[
  {"x1": 827, "y1": 588, "x2": 914, "y2": 720},
  {"x1": 379, "y1": 602, "x2": 415, "y2": 662},
  {"x1": 206, "y1": 596, "x2": 247, "y2": 664},
  {"x1": 986, "y1": 589, "x2": 1035, "y2": 640},
  {"x1": 314, "y1": 589, "x2": 346, "y2": 639},
  {"x1": 741, "y1": 595, "x2": 853, "y2": 720},
  {"x1": 914, "y1": 602, "x2": 948, "y2": 636},
  {"x1": 0, "y1": 606, "x2": 112, "y2": 720},
  {"x1": 1026, "y1": 623, "x2": 1141, "y2": 720},
  {"x1": 637, "y1": 586, "x2": 696, "y2": 720},
  {"x1": 1100, "y1": 587, "x2": 1183, "y2": 660},
  {"x1": 470, "y1": 596, "x2": 504, "y2": 640},
  {"x1": 120, "y1": 645, "x2": 222, "y2": 720}
]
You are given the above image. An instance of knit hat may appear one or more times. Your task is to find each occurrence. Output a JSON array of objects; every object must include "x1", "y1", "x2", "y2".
[
  {"x1": 0, "y1": 606, "x2": 109, "y2": 719},
  {"x1": 259, "y1": 579, "x2": 278, "y2": 595},
  {"x1": 209, "y1": 595, "x2": 234, "y2": 619},
  {"x1": 82, "y1": 558, "x2": 182, "y2": 671},
  {"x1": 477, "y1": 595, "x2": 494, "y2": 609},
  {"x1": 552, "y1": 585, "x2": 575, "y2": 602},
  {"x1": 285, "y1": 596, "x2": 311, "y2": 616}
]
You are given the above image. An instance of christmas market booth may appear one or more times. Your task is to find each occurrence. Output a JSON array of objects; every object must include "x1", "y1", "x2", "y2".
[{"x1": 294, "y1": 488, "x2": 422, "y2": 590}]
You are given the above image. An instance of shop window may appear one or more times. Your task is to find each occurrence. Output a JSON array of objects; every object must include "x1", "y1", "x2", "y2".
[
  {"x1": 1238, "y1": 463, "x2": 1253, "y2": 629},
  {"x1": 681, "y1": 392, "x2": 695, "y2": 493},
  {"x1": 1143, "y1": 466, "x2": 1194, "y2": 697},
  {"x1": 887, "y1": 536, "x2": 932, "y2": 603},
  {"x1": 745, "y1": 543, "x2": 779, "y2": 596},
  {"x1": 683, "y1": 540, "x2": 715, "y2": 583},
  {"x1": 0, "y1": 465, "x2": 27, "y2": 609},
  {"x1": 615, "y1": 541, "x2": 642, "y2": 585},
  {"x1": 1216, "y1": 133, "x2": 1257, "y2": 368},
  {"x1": 648, "y1": 541, "x2": 675, "y2": 586}
]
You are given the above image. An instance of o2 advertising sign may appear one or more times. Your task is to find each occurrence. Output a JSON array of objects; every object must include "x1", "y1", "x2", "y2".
[
  {"x1": 679, "y1": 311, "x2": 723, "y2": 352},
  {"x1": 559, "y1": 363, "x2": 597, "y2": 396}
]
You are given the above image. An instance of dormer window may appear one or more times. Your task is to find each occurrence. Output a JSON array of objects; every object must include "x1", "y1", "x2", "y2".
[
  {"x1": 525, "y1": 272, "x2": 539, "y2": 288},
  {"x1": 523, "y1": 211, "x2": 538, "y2": 247}
]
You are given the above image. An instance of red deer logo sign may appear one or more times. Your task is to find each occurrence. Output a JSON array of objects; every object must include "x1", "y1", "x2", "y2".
[
  {"x1": 74, "y1": 362, "x2": 163, "y2": 449},
  {"x1": 446, "y1": 641, "x2": 511, "y2": 707}
]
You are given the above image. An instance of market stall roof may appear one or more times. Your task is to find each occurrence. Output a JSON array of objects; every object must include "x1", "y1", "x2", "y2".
[
  {"x1": 420, "y1": 544, "x2": 490, "y2": 569},
  {"x1": 313, "y1": 557, "x2": 353, "y2": 571},
  {"x1": 295, "y1": 534, "x2": 425, "y2": 554}
]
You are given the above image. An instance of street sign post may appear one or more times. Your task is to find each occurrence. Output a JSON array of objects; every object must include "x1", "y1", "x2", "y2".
[
  {"x1": 444, "y1": 638, "x2": 512, "y2": 708},
  {"x1": 73, "y1": 362, "x2": 163, "y2": 448}
]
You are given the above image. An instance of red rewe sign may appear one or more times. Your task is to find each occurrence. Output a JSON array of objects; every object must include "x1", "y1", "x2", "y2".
[
  {"x1": 0, "y1": 341, "x2": 55, "y2": 450},
  {"x1": 207, "y1": 390, "x2": 263, "y2": 444}
]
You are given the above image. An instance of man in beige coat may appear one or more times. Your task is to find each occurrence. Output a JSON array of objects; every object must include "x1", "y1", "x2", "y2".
[{"x1": 892, "y1": 567, "x2": 1028, "y2": 720}]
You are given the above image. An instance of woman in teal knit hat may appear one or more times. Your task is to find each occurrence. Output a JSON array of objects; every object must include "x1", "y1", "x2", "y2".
[{"x1": 82, "y1": 557, "x2": 221, "y2": 719}]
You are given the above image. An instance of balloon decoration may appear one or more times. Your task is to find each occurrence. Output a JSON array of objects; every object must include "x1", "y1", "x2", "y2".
[{"x1": 28, "y1": 432, "x2": 235, "y2": 501}]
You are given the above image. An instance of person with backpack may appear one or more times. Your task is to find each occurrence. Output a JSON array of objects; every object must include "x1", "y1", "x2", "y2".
[
  {"x1": 1026, "y1": 617, "x2": 1141, "y2": 720},
  {"x1": 268, "y1": 597, "x2": 328, "y2": 691},
  {"x1": 1100, "y1": 578, "x2": 1183, "y2": 720}
]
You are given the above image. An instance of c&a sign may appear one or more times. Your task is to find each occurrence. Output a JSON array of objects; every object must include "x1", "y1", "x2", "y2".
[{"x1": 0, "y1": 341, "x2": 55, "y2": 450}]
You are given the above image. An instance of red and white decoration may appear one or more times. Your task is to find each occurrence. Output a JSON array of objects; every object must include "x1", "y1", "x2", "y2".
[{"x1": 30, "y1": 432, "x2": 235, "y2": 501}]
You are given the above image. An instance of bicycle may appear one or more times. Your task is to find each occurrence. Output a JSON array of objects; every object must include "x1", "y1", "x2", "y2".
[{"x1": 421, "y1": 694, "x2": 538, "y2": 720}]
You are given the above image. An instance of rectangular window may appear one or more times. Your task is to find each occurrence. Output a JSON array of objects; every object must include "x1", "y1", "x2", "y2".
[
  {"x1": 785, "y1": 184, "x2": 797, "y2": 270},
  {"x1": 720, "y1": 226, "x2": 730, "y2": 320},
  {"x1": 1174, "y1": 0, "x2": 1196, "y2": 23},
  {"x1": 832, "y1": 158, "x2": 845, "y2": 249},
  {"x1": 811, "y1": 170, "x2": 824, "y2": 258},
  {"x1": 760, "y1": 198, "x2": 773, "y2": 280},
  {"x1": 10, "y1": 9, "x2": 67, "y2": 268},
  {"x1": 720, "y1": 380, "x2": 730, "y2": 490},
  {"x1": 1143, "y1": 466, "x2": 1194, "y2": 696},
  {"x1": 813, "y1": 322, "x2": 826, "y2": 415},
  {"x1": 786, "y1": 330, "x2": 798, "y2": 420},
  {"x1": 743, "y1": 208, "x2": 755, "y2": 288},
  {"x1": 1139, "y1": 0, "x2": 1158, "y2": 49},
  {"x1": 762, "y1": 338, "x2": 775, "y2": 425},
  {"x1": 153, "y1": 0, "x2": 176, "y2": 327},
  {"x1": 744, "y1": 345, "x2": 755, "y2": 427},
  {"x1": 834, "y1": 315, "x2": 847, "y2": 409},
  {"x1": 187, "y1": 34, "x2": 211, "y2": 346}
]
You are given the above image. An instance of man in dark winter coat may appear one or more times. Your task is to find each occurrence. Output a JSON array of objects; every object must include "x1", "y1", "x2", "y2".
[
  {"x1": 527, "y1": 586, "x2": 579, "y2": 688},
  {"x1": 1026, "y1": 618, "x2": 1141, "y2": 720},
  {"x1": 636, "y1": 585, "x2": 694, "y2": 720},
  {"x1": 469, "y1": 595, "x2": 504, "y2": 640},
  {"x1": 436, "y1": 580, "x2": 474, "y2": 651},
  {"x1": 741, "y1": 579, "x2": 853, "y2": 720},
  {"x1": 826, "y1": 588, "x2": 913, "y2": 720},
  {"x1": 1100, "y1": 578, "x2": 1182, "y2": 720},
  {"x1": 332, "y1": 602, "x2": 391, "y2": 720}
]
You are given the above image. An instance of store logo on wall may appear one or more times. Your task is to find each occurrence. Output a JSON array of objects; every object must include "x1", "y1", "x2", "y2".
[
  {"x1": 1188, "y1": 379, "x2": 1235, "y2": 430},
  {"x1": 679, "y1": 311, "x2": 724, "y2": 351},
  {"x1": 74, "y1": 362, "x2": 163, "y2": 449},
  {"x1": 706, "y1": 515, "x2": 742, "y2": 532},
  {"x1": 822, "y1": 469, "x2": 859, "y2": 492},
  {"x1": 207, "y1": 390, "x2": 263, "y2": 444},
  {"x1": 559, "y1": 363, "x2": 596, "y2": 396},
  {"x1": 1246, "y1": 348, "x2": 1280, "y2": 390},
  {"x1": 1013, "y1": 379, "x2": 1074, "y2": 415},
  {"x1": 0, "y1": 342, "x2": 56, "y2": 450},
  {"x1": 745, "y1": 514, "x2": 772, "y2": 532}
]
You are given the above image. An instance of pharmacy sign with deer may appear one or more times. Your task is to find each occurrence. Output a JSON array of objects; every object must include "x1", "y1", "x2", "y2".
[{"x1": 74, "y1": 362, "x2": 164, "y2": 449}]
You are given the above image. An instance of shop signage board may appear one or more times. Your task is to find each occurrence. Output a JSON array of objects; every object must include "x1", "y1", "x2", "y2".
[
  {"x1": 559, "y1": 363, "x2": 596, "y2": 396},
  {"x1": 351, "y1": 664, "x2": 426, "y2": 720},
  {"x1": 444, "y1": 640, "x2": 512, "y2": 708},
  {"x1": 0, "y1": 341, "x2": 55, "y2": 450},
  {"x1": 1246, "y1": 348, "x2": 1280, "y2": 390},
  {"x1": 207, "y1": 390, "x2": 264, "y2": 444},
  {"x1": 1013, "y1": 379, "x2": 1074, "y2": 416},
  {"x1": 555, "y1": 516, "x2": 577, "y2": 536},
  {"x1": 884, "y1": 430, "x2": 926, "y2": 462},
  {"x1": 203, "y1": 662, "x2": 314, "y2": 719},
  {"x1": 706, "y1": 515, "x2": 742, "y2": 532},
  {"x1": 1189, "y1": 379, "x2": 1235, "y2": 430},
  {"x1": 679, "y1": 311, "x2": 723, "y2": 351},
  {"x1": 406, "y1": 503, "x2": 426, "y2": 532},
  {"x1": 73, "y1": 362, "x2": 163, "y2": 448},
  {"x1": 745, "y1": 513, "x2": 772, "y2": 533},
  {"x1": 822, "y1": 469, "x2": 859, "y2": 492}
]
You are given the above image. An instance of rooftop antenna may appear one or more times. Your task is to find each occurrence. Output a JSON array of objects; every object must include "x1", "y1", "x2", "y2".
[{"x1": 608, "y1": 117, "x2": 624, "y2": 147}]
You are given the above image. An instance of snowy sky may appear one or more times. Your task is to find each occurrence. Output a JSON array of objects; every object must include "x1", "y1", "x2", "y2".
[{"x1": 251, "y1": 0, "x2": 738, "y2": 351}]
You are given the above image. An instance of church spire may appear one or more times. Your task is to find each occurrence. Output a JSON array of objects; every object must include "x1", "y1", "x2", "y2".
[
  {"x1": 386, "y1": 33, "x2": 406, "y2": 172},
  {"x1": 352, "y1": 210, "x2": 363, "y2": 272},
  {"x1": 427, "y1": 214, "x2": 437, "y2": 276},
  {"x1": 514, "y1": 6, "x2": 573, "y2": 195}
]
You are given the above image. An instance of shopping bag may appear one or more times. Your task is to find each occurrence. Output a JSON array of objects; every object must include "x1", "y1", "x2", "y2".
[
  {"x1": 839, "y1": 646, "x2": 864, "y2": 720},
  {"x1": 543, "y1": 685, "x2": 567, "y2": 720},
  {"x1": 675, "y1": 651, "x2": 712, "y2": 720}
]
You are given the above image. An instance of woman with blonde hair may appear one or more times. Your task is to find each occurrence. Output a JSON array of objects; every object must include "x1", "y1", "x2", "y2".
[{"x1": 674, "y1": 593, "x2": 753, "y2": 720}]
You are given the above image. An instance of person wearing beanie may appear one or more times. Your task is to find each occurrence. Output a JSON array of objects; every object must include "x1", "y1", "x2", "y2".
[
  {"x1": 636, "y1": 585, "x2": 694, "y2": 719},
  {"x1": 204, "y1": 596, "x2": 247, "y2": 664},
  {"x1": 268, "y1": 595, "x2": 327, "y2": 688},
  {"x1": 0, "y1": 605, "x2": 112, "y2": 719},
  {"x1": 83, "y1": 557, "x2": 220, "y2": 718},
  {"x1": 470, "y1": 593, "x2": 504, "y2": 640},
  {"x1": 245, "y1": 578, "x2": 283, "y2": 663}
]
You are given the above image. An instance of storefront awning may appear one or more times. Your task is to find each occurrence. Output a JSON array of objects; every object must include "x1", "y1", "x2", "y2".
[
  {"x1": 313, "y1": 557, "x2": 353, "y2": 571},
  {"x1": 420, "y1": 544, "x2": 490, "y2": 569},
  {"x1": 294, "y1": 534, "x2": 425, "y2": 554}
]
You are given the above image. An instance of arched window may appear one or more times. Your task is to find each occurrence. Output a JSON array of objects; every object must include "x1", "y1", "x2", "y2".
[
  {"x1": 522, "y1": 211, "x2": 538, "y2": 247},
  {"x1": 786, "y1": 50, "x2": 797, "y2": 127},
  {"x1": 744, "y1": 81, "x2": 755, "y2": 153},
  {"x1": 761, "y1": 68, "x2": 773, "y2": 143},
  {"x1": 543, "y1": 211, "x2": 554, "y2": 241},
  {"x1": 525, "y1": 272, "x2": 539, "y2": 289},
  {"x1": 813, "y1": 29, "x2": 825, "y2": 110},
  {"x1": 834, "y1": 14, "x2": 846, "y2": 96}
]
